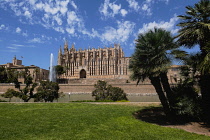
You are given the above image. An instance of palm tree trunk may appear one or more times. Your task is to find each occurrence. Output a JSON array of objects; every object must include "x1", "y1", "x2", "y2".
[
  {"x1": 200, "y1": 74, "x2": 210, "y2": 123},
  {"x1": 149, "y1": 76, "x2": 171, "y2": 117},
  {"x1": 160, "y1": 72, "x2": 174, "y2": 107},
  {"x1": 200, "y1": 50, "x2": 210, "y2": 124}
]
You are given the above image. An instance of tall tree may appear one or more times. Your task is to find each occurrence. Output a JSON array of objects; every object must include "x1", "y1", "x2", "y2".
[
  {"x1": 176, "y1": 0, "x2": 210, "y2": 123},
  {"x1": 35, "y1": 81, "x2": 61, "y2": 102},
  {"x1": 13, "y1": 68, "x2": 37, "y2": 102},
  {"x1": 0, "y1": 67, "x2": 8, "y2": 83},
  {"x1": 129, "y1": 28, "x2": 181, "y2": 117}
]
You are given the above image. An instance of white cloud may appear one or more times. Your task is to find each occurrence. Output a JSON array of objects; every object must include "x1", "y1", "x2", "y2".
[
  {"x1": 28, "y1": 0, "x2": 37, "y2": 5},
  {"x1": 126, "y1": 0, "x2": 140, "y2": 12},
  {"x1": 109, "y1": 2, "x2": 121, "y2": 15},
  {"x1": 22, "y1": 32, "x2": 28, "y2": 37},
  {"x1": 54, "y1": 27, "x2": 65, "y2": 34},
  {"x1": 160, "y1": 0, "x2": 169, "y2": 4},
  {"x1": 67, "y1": 11, "x2": 80, "y2": 24},
  {"x1": 66, "y1": 27, "x2": 75, "y2": 34},
  {"x1": 70, "y1": 1, "x2": 77, "y2": 10},
  {"x1": 142, "y1": 4, "x2": 148, "y2": 11},
  {"x1": 7, "y1": 46, "x2": 18, "y2": 50},
  {"x1": 59, "y1": 0, "x2": 70, "y2": 15},
  {"x1": 120, "y1": 9, "x2": 128, "y2": 17},
  {"x1": 101, "y1": 21, "x2": 135, "y2": 43},
  {"x1": 138, "y1": 15, "x2": 179, "y2": 34},
  {"x1": 34, "y1": 0, "x2": 70, "y2": 16},
  {"x1": 53, "y1": 14, "x2": 63, "y2": 25},
  {"x1": 24, "y1": 10, "x2": 32, "y2": 19},
  {"x1": 0, "y1": 24, "x2": 6, "y2": 30},
  {"x1": 11, "y1": 44, "x2": 24, "y2": 47},
  {"x1": 99, "y1": 0, "x2": 125, "y2": 19},
  {"x1": 16, "y1": 27, "x2": 21, "y2": 33},
  {"x1": 28, "y1": 37, "x2": 42, "y2": 43},
  {"x1": 99, "y1": 0, "x2": 109, "y2": 18}
]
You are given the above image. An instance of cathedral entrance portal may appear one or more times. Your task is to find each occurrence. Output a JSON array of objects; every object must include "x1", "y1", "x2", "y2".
[{"x1": 80, "y1": 69, "x2": 86, "y2": 78}]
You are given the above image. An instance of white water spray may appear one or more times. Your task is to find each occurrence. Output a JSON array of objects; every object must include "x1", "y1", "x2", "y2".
[{"x1": 49, "y1": 53, "x2": 56, "y2": 82}]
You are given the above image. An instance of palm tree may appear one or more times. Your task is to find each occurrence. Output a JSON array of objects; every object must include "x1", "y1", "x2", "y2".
[
  {"x1": 176, "y1": 0, "x2": 210, "y2": 123},
  {"x1": 129, "y1": 28, "x2": 181, "y2": 117},
  {"x1": 176, "y1": 0, "x2": 210, "y2": 55}
]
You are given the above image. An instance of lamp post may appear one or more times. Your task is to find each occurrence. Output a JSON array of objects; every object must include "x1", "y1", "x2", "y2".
[{"x1": 68, "y1": 92, "x2": 71, "y2": 102}]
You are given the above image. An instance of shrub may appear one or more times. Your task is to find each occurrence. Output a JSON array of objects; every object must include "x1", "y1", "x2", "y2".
[
  {"x1": 35, "y1": 81, "x2": 63, "y2": 102},
  {"x1": 1, "y1": 89, "x2": 19, "y2": 102},
  {"x1": 171, "y1": 78, "x2": 202, "y2": 120},
  {"x1": 92, "y1": 80, "x2": 128, "y2": 101}
]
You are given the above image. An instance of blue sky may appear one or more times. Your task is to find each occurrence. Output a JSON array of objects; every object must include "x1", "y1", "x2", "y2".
[{"x1": 0, "y1": 0, "x2": 200, "y2": 70}]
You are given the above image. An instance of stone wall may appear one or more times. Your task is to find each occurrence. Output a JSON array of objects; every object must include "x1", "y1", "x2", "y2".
[{"x1": 0, "y1": 83, "x2": 156, "y2": 94}]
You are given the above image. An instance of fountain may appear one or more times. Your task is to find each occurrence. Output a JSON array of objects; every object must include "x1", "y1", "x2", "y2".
[{"x1": 49, "y1": 53, "x2": 56, "y2": 82}]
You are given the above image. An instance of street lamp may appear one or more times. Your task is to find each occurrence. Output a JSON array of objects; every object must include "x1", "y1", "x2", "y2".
[{"x1": 68, "y1": 92, "x2": 71, "y2": 102}]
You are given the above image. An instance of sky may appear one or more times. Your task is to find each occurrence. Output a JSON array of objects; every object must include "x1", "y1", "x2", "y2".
[{"x1": 0, "y1": 0, "x2": 200, "y2": 70}]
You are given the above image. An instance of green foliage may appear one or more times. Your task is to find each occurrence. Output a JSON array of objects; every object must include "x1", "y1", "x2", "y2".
[
  {"x1": 0, "y1": 99, "x2": 7, "y2": 102},
  {"x1": 35, "y1": 81, "x2": 62, "y2": 102},
  {"x1": 0, "y1": 67, "x2": 8, "y2": 83},
  {"x1": 55, "y1": 65, "x2": 65, "y2": 76},
  {"x1": 177, "y1": 1, "x2": 210, "y2": 123},
  {"x1": 176, "y1": 0, "x2": 210, "y2": 51},
  {"x1": 0, "y1": 103, "x2": 209, "y2": 140},
  {"x1": 171, "y1": 78, "x2": 202, "y2": 120},
  {"x1": 1, "y1": 89, "x2": 19, "y2": 102},
  {"x1": 92, "y1": 80, "x2": 128, "y2": 101},
  {"x1": 8, "y1": 68, "x2": 38, "y2": 102},
  {"x1": 129, "y1": 28, "x2": 182, "y2": 117},
  {"x1": 6, "y1": 68, "x2": 18, "y2": 83}
]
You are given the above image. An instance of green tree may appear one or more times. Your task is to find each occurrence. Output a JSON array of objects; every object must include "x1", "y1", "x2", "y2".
[
  {"x1": 6, "y1": 68, "x2": 18, "y2": 83},
  {"x1": 55, "y1": 65, "x2": 65, "y2": 83},
  {"x1": 55, "y1": 65, "x2": 65, "y2": 76},
  {"x1": 35, "y1": 81, "x2": 62, "y2": 102},
  {"x1": 0, "y1": 67, "x2": 8, "y2": 83},
  {"x1": 176, "y1": 0, "x2": 210, "y2": 123},
  {"x1": 12, "y1": 68, "x2": 37, "y2": 102},
  {"x1": 1, "y1": 89, "x2": 19, "y2": 102},
  {"x1": 92, "y1": 80, "x2": 127, "y2": 101},
  {"x1": 171, "y1": 65, "x2": 201, "y2": 120},
  {"x1": 129, "y1": 28, "x2": 183, "y2": 117}
]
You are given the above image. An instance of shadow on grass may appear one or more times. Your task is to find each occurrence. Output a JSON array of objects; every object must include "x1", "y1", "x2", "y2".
[
  {"x1": 133, "y1": 106, "x2": 172, "y2": 125},
  {"x1": 133, "y1": 106, "x2": 210, "y2": 127}
]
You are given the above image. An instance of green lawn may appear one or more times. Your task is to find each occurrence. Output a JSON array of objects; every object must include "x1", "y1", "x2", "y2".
[{"x1": 0, "y1": 103, "x2": 209, "y2": 140}]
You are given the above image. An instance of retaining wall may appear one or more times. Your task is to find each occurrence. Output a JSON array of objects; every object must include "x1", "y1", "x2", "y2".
[{"x1": 0, "y1": 83, "x2": 156, "y2": 94}]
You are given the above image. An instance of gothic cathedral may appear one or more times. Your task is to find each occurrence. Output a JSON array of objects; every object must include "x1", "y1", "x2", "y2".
[{"x1": 57, "y1": 41, "x2": 130, "y2": 82}]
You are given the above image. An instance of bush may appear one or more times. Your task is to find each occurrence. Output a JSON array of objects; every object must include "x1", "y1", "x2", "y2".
[
  {"x1": 92, "y1": 80, "x2": 128, "y2": 101},
  {"x1": 1, "y1": 89, "x2": 19, "y2": 102},
  {"x1": 171, "y1": 78, "x2": 202, "y2": 120},
  {"x1": 35, "y1": 81, "x2": 63, "y2": 102}
]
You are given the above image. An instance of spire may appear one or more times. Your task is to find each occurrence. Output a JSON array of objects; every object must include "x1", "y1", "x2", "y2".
[
  {"x1": 59, "y1": 45, "x2": 62, "y2": 54},
  {"x1": 71, "y1": 43, "x2": 75, "y2": 49},
  {"x1": 64, "y1": 40, "x2": 68, "y2": 52},
  {"x1": 12, "y1": 55, "x2": 17, "y2": 65},
  {"x1": 65, "y1": 39, "x2": 68, "y2": 46},
  {"x1": 70, "y1": 43, "x2": 76, "y2": 52}
]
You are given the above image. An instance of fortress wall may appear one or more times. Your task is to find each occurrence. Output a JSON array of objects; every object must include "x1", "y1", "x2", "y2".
[{"x1": 0, "y1": 83, "x2": 156, "y2": 94}]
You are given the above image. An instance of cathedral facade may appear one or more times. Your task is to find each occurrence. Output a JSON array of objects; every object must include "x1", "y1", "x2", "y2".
[{"x1": 57, "y1": 42, "x2": 130, "y2": 81}]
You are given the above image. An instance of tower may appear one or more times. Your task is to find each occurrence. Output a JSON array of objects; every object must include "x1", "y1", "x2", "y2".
[{"x1": 58, "y1": 46, "x2": 62, "y2": 65}]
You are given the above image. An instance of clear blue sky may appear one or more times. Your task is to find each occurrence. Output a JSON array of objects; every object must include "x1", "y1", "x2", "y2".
[{"x1": 0, "y1": 0, "x2": 200, "y2": 70}]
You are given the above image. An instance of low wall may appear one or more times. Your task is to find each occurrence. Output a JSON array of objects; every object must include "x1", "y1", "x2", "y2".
[{"x1": 0, "y1": 83, "x2": 156, "y2": 94}]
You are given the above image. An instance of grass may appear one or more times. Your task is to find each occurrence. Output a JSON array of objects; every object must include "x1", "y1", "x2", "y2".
[{"x1": 0, "y1": 103, "x2": 209, "y2": 140}]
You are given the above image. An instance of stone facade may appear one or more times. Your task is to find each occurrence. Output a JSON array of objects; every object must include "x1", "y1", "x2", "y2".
[
  {"x1": 57, "y1": 41, "x2": 130, "y2": 83},
  {"x1": 0, "y1": 56, "x2": 49, "y2": 83}
]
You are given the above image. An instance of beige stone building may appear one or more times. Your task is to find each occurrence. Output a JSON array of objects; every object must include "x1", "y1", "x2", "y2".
[
  {"x1": 57, "y1": 42, "x2": 130, "y2": 83},
  {"x1": 0, "y1": 56, "x2": 49, "y2": 83},
  {"x1": 57, "y1": 41, "x2": 183, "y2": 84}
]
